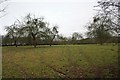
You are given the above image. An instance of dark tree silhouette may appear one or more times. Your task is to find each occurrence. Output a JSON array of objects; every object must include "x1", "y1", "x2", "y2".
[
  {"x1": 44, "y1": 25, "x2": 59, "y2": 46},
  {"x1": 23, "y1": 14, "x2": 47, "y2": 47},
  {"x1": 96, "y1": 0, "x2": 120, "y2": 35},
  {"x1": 5, "y1": 21, "x2": 23, "y2": 47},
  {"x1": 86, "y1": 14, "x2": 113, "y2": 45}
]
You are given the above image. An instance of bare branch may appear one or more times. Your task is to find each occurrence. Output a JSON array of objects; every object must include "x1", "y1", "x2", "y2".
[{"x1": 0, "y1": 4, "x2": 8, "y2": 12}]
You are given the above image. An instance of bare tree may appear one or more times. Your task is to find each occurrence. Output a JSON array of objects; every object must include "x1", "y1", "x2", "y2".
[
  {"x1": 86, "y1": 13, "x2": 113, "y2": 45},
  {"x1": 44, "y1": 25, "x2": 59, "y2": 46},
  {"x1": 96, "y1": 0, "x2": 120, "y2": 35},
  {"x1": 72, "y1": 32, "x2": 83, "y2": 44},
  {"x1": 5, "y1": 21, "x2": 23, "y2": 47},
  {"x1": 23, "y1": 14, "x2": 46, "y2": 48},
  {"x1": 72, "y1": 32, "x2": 83, "y2": 40}
]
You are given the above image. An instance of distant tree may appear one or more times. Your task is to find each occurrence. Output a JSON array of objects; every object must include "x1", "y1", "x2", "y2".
[
  {"x1": 5, "y1": 21, "x2": 23, "y2": 47},
  {"x1": 86, "y1": 14, "x2": 113, "y2": 45},
  {"x1": 55, "y1": 34, "x2": 68, "y2": 45},
  {"x1": 72, "y1": 32, "x2": 83, "y2": 40},
  {"x1": 23, "y1": 14, "x2": 46, "y2": 47},
  {"x1": 51, "y1": 25, "x2": 59, "y2": 45},
  {"x1": 58, "y1": 34, "x2": 67, "y2": 41},
  {"x1": 43, "y1": 24, "x2": 52, "y2": 44},
  {"x1": 4, "y1": 13, "x2": 60, "y2": 47},
  {"x1": 72, "y1": 32, "x2": 83, "y2": 44},
  {"x1": 44, "y1": 25, "x2": 59, "y2": 46}
]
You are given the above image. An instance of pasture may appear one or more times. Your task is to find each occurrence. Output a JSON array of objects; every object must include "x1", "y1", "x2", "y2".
[{"x1": 2, "y1": 44, "x2": 118, "y2": 78}]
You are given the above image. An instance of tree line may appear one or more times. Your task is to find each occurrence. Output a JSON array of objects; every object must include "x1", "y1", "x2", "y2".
[
  {"x1": 1, "y1": 0, "x2": 120, "y2": 47},
  {"x1": 2, "y1": 14, "x2": 60, "y2": 47}
]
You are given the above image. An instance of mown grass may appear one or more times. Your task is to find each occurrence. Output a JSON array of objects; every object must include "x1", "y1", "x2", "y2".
[{"x1": 2, "y1": 44, "x2": 118, "y2": 78}]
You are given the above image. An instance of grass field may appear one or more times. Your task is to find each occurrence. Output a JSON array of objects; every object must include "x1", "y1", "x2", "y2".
[{"x1": 2, "y1": 44, "x2": 118, "y2": 78}]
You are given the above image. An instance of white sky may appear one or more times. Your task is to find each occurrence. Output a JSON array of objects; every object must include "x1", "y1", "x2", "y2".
[{"x1": 0, "y1": 0, "x2": 98, "y2": 37}]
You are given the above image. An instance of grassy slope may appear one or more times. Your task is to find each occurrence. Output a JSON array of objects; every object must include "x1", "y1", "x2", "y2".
[{"x1": 2, "y1": 44, "x2": 118, "y2": 78}]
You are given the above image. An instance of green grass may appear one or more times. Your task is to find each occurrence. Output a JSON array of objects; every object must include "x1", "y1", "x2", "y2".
[{"x1": 2, "y1": 44, "x2": 118, "y2": 78}]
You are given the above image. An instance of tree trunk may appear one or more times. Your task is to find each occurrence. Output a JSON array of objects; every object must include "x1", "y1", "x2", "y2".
[
  {"x1": 33, "y1": 37, "x2": 36, "y2": 48},
  {"x1": 49, "y1": 40, "x2": 52, "y2": 47},
  {"x1": 49, "y1": 35, "x2": 55, "y2": 47},
  {"x1": 31, "y1": 33, "x2": 37, "y2": 48},
  {"x1": 14, "y1": 40, "x2": 17, "y2": 47}
]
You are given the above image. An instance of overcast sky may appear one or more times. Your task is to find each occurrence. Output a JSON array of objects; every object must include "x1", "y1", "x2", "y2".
[{"x1": 0, "y1": 0, "x2": 98, "y2": 37}]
